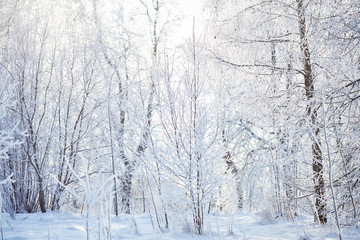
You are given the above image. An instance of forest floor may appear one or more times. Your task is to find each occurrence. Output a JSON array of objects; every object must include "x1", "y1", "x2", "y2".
[{"x1": 1, "y1": 211, "x2": 359, "y2": 239}]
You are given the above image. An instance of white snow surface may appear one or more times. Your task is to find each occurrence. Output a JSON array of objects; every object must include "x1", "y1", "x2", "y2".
[{"x1": 2, "y1": 212, "x2": 359, "y2": 240}]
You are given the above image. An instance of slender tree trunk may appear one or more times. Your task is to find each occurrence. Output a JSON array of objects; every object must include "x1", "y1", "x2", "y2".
[
  {"x1": 107, "y1": 79, "x2": 118, "y2": 216},
  {"x1": 322, "y1": 97, "x2": 342, "y2": 240},
  {"x1": 86, "y1": 204, "x2": 90, "y2": 240},
  {"x1": 296, "y1": 0, "x2": 326, "y2": 224},
  {"x1": 155, "y1": 161, "x2": 168, "y2": 229}
]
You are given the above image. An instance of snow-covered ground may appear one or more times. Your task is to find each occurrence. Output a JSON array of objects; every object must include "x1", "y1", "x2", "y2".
[{"x1": 2, "y1": 212, "x2": 359, "y2": 240}]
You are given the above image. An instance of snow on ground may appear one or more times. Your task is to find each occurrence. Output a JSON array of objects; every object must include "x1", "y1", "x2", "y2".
[{"x1": 2, "y1": 211, "x2": 360, "y2": 240}]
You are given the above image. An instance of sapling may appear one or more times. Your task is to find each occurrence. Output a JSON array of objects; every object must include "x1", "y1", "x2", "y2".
[{"x1": 54, "y1": 155, "x2": 115, "y2": 240}]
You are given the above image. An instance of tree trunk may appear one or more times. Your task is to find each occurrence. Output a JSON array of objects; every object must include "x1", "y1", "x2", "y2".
[
  {"x1": 38, "y1": 179, "x2": 46, "y2": 213},
  {"x1": 224, "y1": 151, "x2": 243, "y2": 210},
  {"x1": 121, "y1": 158, "x2": 133, "y2": 214},
  {"x1": 222, "y1": 128, "x2": 243, "y2": 211},
  {"x1": 296, "y1": 0, "x2": 326, "y2": 224},
  {"x1": 50, "y1": 186, "x2": 61, "y2": 211}
]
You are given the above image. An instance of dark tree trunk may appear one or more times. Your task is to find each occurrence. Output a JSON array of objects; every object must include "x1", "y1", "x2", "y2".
[
  {"x1": 38, "y1": 179, "x2": 46, "y2": 213},
  {"x1": 296, "y1": 0, "x2": 326, "y2": 224}
]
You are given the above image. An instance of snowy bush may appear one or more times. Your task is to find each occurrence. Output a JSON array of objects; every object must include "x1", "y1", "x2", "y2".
[{"x1": 0, "y1": 174, "x2": 15, "y2": 240}]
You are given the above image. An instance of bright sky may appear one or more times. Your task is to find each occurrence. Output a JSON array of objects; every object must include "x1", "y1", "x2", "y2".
[{"x1": 168, "y1": 0, "x2": 205, "y2": 47}]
